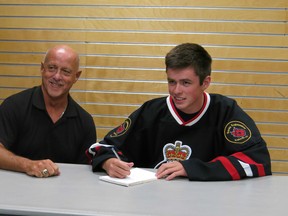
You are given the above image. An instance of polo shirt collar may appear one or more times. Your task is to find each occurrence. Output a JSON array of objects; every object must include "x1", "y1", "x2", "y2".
[{"x1": 32, "y1": 86, "x2": 78, "y2": 117}]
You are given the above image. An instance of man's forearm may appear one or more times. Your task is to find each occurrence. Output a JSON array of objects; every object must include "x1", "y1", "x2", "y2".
[{"x1": 0, "y1": 143, "x2": 30, "y2": 173}]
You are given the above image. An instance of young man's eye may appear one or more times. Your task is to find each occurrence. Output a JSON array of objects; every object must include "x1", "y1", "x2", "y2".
[{"x1": 183, "y1": 81, "x2": 191, "y2": 86}]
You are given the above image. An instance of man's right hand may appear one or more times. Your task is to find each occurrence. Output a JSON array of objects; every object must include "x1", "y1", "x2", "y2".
[
  {"x1": 25, "y1": 159, "x2": 60, "y2": 178},
  {"x1": 0, "y1": 143, "x2": 60, "y2": 178},
  {"x1": 102, "y1": 158, "x2": 134, "y2": 178}
]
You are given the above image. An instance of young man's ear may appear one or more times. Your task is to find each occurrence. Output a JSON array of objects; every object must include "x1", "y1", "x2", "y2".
[{"x1": 202, "y1": 76, "x2": 211, "y2": 90}]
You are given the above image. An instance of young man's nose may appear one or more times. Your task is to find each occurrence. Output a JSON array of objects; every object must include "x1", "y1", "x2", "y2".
[{"x1": 174, "y1": 83, "x2": 182, "y2": 93}]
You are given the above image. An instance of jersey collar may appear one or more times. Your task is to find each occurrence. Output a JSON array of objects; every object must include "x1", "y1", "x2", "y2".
[{"x1": 166, "y1": 92, "x2": 210, "y2": 126}]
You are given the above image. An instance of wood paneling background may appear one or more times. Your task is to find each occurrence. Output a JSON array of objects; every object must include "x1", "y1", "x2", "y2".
[{"x1": 0, "y1": 0, "x2": 287, "y2": 174}]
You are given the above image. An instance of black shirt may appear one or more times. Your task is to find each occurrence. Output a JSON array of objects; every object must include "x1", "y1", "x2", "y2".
[{"x1": 0, "y1": 86, "x2": 96, "y2": 164}]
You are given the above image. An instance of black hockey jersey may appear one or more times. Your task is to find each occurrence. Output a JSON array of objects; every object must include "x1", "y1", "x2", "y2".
[{"x1": 88, "y1": 92, "x2": 271, "y2": 181}]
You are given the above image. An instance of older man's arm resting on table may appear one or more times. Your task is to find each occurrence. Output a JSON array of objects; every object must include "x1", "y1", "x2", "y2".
[{"x1": 0, "y1": 143, "x2": 60, "y2": 177}]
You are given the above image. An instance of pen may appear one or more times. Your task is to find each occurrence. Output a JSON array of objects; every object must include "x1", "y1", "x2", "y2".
[{"x1": 112, "y1": 147, "x2": 121, "y2": 160}]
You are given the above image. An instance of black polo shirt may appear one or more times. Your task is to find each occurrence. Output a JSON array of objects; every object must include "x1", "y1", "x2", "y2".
[{"x1": 0, "y1": 86, "x2": 96, "y2": 164}]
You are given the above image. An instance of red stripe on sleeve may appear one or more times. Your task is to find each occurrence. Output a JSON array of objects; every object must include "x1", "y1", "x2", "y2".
[
  {"x1": 232, "y1": 152, "x2": 265, "y2": 176},
  {"x1": 211, "y1": 156, "x2": 241, "y2": 180}
]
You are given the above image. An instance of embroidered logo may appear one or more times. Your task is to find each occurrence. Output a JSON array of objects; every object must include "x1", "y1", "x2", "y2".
[
  {"x1": 224, "y1": 121, "x2": 251, "y2": 144},
  {"x1": 110, "y1": 118, "x2": 131, "y2": 137},
  {"x1": 154, "y1": 141, "x2": 192, "y2": 169},
  {"x1": 164, "y1": 141, "x2": 192, "y2": 162}
]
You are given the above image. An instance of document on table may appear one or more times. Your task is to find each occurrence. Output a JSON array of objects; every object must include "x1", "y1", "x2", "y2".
[{"x1": 99, "y1": 168, "x2": 157, "y2": 187}]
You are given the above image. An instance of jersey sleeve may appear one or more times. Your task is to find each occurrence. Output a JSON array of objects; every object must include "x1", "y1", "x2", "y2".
[
  {"x1": 181, "y1": 100, "x2": 272, "y2": 181},
  {"x1": 87, "y1": 106, "x2": 143, "y2": 171},
  {"x1": 182, "y1": 138, "x2": 271, "y2": 181}
]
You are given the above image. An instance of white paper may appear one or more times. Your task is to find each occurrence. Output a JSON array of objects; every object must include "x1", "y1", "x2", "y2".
[{"x1": 99, "y1": 168, "x2": 157, "y2": 187}]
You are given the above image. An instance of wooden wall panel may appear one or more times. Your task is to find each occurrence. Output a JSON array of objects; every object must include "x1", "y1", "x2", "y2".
[
  {"x1": 0, "y1": 0, "x2": 287, "y2": 8},
  {"x1": 1, "y1": 42, "x2": 288, "y2": 60},
  {"x1": 0, "y1": 18, "x2": 286, "y2": 35},
  {"x1": 1, "y1": 6, "x2": 286, "y2": 21},
  {"x1": 0, "y1": 0, "x2": 287, "y2": 175},
  {"x1": 1, "y1": 30, "x2": 287, "y2": 47}
]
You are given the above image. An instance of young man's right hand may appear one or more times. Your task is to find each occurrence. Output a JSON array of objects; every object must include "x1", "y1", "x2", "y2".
[{"x1": 102, "y1": 158, "x2": 134, "y2": 178}]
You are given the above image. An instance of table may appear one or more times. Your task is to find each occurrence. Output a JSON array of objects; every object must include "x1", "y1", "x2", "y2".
[{"x1": 0, "y1": 163, "x2": 286, "y2": 216}]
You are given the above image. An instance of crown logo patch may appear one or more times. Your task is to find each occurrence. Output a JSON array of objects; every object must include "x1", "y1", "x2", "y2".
[{"x1": 163, "y1": 141, "x2": 192, "y2": 162}]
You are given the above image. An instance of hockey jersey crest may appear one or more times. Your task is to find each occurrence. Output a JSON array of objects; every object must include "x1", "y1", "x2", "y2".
[{"x1": 155, "y1": 140, "x2": 192, "y2": 168}]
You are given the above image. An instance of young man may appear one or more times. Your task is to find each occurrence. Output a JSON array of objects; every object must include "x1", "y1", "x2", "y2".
[
  {"x1": 0, "y1": 45, "x2": 96, "y2": 178},
  {"x1": 87, "y1": 43, "x2": 271, "y2": 181}
]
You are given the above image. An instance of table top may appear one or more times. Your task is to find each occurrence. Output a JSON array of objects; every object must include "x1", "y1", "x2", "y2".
[{"x1": 0, "y1": 163, "x2": 286, "y2": 216}]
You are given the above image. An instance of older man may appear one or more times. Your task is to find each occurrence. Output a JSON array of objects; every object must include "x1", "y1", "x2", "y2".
[{"x1": 0, "y1": 45, "x2": 96, "y2": 177}]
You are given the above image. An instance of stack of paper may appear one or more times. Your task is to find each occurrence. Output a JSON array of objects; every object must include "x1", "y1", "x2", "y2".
[{"x1": 99, "y1": 168, "x2": 157, "y2": 187}]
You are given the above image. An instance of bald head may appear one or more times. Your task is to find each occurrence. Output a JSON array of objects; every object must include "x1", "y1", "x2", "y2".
[
  {"x1": 40, "y1": 45, "x2": 82, "y2": 101},
  {"x1": 44, "y1": 45, "x2": 80, "y2": 71}
]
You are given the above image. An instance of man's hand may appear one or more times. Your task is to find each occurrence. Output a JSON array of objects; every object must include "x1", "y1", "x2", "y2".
[
  {"x1": 156, "y1": 161, "x2": 187, "y2": 180},
  {"x1": 25, "y1": 159, "x2": 60, "y2": 178},
  {"x1": 102, "y1": 158, "x2": 134, "y2": 178},
  {"x1": 0, "y1": 144, "x2": 59, "y2": 178}
]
